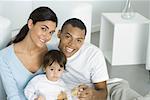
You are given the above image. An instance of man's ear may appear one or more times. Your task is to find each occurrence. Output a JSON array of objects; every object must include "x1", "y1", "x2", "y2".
[
  {"x1": 27, "y1": 19, "x2": 33, "y2": 29},
  {"x1": 57, "y1": 30, "x2": 61, "y2": 38}
]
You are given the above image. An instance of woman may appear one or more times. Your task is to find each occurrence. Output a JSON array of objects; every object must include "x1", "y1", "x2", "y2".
[{"x1": 0, "y1": 6, "x2": 58, "y2": 100}]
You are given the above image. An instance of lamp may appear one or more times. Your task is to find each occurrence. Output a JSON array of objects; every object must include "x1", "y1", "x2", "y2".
[{"x1": 121, "y1": 0, "x2": 135, "y2": 19}]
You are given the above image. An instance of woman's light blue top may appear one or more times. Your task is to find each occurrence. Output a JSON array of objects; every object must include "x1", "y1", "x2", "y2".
[{"x1": 0, "y1": 44, "x2": 43, "y2": 100}]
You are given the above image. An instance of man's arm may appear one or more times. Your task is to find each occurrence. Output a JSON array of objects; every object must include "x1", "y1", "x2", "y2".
[
  {"x1": 93, "y1": 81, "x2": 108, "y2": 100},
  {"x1": 77, "y1": 81, "x2": 107, "y2": 100}
]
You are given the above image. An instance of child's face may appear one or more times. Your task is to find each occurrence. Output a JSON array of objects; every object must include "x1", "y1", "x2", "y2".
[{"x1": 45, "y1": 61, "x2": 64, "y2": 81}]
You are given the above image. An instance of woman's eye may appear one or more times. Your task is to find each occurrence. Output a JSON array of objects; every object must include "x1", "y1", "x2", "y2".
[
  {"x1": 41, "y1": 28, "x2": 47, "y2": 31},
  {"x1": 49, "y1": 31, "x2": 54, "y2": 35}
]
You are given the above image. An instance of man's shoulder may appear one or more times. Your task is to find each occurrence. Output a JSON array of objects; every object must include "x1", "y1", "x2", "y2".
[{"x1": 82, "y1": 42, "x2": 103, "y2": 54}]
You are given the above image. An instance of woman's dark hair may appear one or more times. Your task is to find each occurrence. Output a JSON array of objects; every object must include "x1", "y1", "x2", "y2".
[
  {"x1": 7, "y1": 6, "x2": 58, "y2": 46},
  {"x1": 43, "y1": 50, "x2": 67, "y2": 70},
  {"x1": 61, "y1": 18, "x2": 87, "y2": 36}
]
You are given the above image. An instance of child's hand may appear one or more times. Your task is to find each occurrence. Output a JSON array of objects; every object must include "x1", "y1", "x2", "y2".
[
  {"x1": 71, "y1": 84, "x2": 87, "y2": 97},
  {"x1": 57, "y1": 91, "x2": 68, "y2": 100},
  {"x1": 34, "y1": 95, "x2": 45, "y2": 100},
  {"x1": 34, "y1": 90, "x2": 45, "y2": 100},
  {"x1": 71, "y1": 86, "x2": 79, "y2": 96}
]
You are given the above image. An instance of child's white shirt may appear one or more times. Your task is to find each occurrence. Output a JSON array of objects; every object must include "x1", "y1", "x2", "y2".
[{"x1": 24, "y1": 74, "x2": 72, "y2": 100}]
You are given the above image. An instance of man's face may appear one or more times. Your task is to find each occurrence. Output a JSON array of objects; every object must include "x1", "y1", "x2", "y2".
[{"x1": 58, "y1": 24, "x2": 85, "y2": 58}]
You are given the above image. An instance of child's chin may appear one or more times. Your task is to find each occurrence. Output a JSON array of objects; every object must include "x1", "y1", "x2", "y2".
[{"x1": 50, "y1": 78, "x2": 59, "y2": 82}]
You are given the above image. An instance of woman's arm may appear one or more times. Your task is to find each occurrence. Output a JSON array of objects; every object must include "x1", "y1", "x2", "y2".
[{"x1": 0, "y1": 59, "x2": 25, "y2": 100}]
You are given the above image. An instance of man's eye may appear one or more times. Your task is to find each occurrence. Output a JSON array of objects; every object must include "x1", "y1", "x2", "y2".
[
  {"x1": 77, "y1": 40, "x2": 82, "y2": 43},
  {"x1": 65, "y1": 35, "x2": 70, "y2": 38}
]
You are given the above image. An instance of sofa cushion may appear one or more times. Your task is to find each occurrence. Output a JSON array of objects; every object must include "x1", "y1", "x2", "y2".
[{"x1": 0, "y1": 16, "x2": 11, "y2": 50}]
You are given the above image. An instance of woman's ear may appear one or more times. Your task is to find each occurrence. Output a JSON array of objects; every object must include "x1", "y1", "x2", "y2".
[{"x1": 27, "y1": 19, "x2": 33, "y2": 29}]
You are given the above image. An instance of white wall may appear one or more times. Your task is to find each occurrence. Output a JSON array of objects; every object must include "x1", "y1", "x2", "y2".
[
  {"x1": 0, "y1": 0, "x2": 149, "y2": 32},
  {"x1": 0, "y1": 3, "x2": 3, "y2": 14},
  {"x1": 90, "y1": 0, "x2": 150, "y2": 32},
  {"x1": 146, "y1": 0, "x2": 150, "y2": 70},
  {"x1": 133, "y1": 0, "x2": 149, "y2": 18},
  {"x1": 90, "y1": 0, "x2": 123, "y2": 32},
  {"x1": 149, "y1": 0, "x2": 150, "y2": 18},
  {"x1": 0, "y1": 1, "x2": 32, "y2": 30}
]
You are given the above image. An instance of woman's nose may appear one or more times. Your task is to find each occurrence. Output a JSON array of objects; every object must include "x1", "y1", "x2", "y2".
[{"x1": 44, "y1": 32, "x2": 52, "y2": 41}]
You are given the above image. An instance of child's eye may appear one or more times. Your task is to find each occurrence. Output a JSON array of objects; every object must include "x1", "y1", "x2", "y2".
[
  {"x1": 50, "y1": 69, "x2": 54, "y2": 71},
  {"x1": 58, "y1": 69, "x2": 62, "y2": 71}
]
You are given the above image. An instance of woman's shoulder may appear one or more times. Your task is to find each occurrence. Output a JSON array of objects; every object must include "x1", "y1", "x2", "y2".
[
  {"x1": 0, "y1": 45, "x2": 13, "y2": 59},
  {"x1": 0, "y1": 44, "x2": 11, "y2": 50}
]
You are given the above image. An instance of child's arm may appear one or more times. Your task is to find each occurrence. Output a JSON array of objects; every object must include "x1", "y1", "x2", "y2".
[{"x1": 24, "y1": 76, "x2": 40, "y2": 100}]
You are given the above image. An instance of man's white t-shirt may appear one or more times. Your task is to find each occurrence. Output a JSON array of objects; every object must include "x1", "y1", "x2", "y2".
[{"x1": 48, "y1": 42, "x2": 109, "y2": 90}]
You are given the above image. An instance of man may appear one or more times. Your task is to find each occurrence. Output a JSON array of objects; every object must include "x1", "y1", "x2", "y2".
[
  {"x1": 48, "y1": 18, "x2": 142, "y2": 100},
  {"x1": 48, "y1": 18, "x2": 109, "y2": 100}
]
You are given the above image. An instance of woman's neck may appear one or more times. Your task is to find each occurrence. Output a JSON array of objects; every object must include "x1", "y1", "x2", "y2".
[{"x1": 15, "y1": 38, "x2": 47, "y2": 56}]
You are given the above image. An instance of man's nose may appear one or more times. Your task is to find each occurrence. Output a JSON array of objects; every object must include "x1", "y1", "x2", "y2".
[{"x1": 68, "y1": 39, "x2": 75, "y2": 46}]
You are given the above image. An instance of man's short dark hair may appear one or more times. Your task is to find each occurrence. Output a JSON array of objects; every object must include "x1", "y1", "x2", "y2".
[{"x1": 61, "y1": 18, "x2": 87, "y2": 35}]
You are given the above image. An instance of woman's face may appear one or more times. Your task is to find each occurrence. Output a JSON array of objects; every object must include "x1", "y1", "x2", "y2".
[
  {"x1": 28, "y1": 19, "x2": 57, "y2": 48},
  {"x1": 45, "y1": 61, "x2": 64, "y2": 81}
]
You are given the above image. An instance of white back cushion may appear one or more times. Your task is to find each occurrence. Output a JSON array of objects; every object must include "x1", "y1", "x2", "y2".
[{"x1": 0, "y1": 16, "x2": 11, "y2": 50}]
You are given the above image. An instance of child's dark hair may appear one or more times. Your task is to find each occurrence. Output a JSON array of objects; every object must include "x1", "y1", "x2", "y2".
[
  {"x1": 61, "y1": 18, "x2": 87, "y2": 35},
  {"x1": 43, "y1": 50, "x2": 67, "y2": 70},
  {"x1": 7, "y1": 6, "x2": 58, "y2": 46}
]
